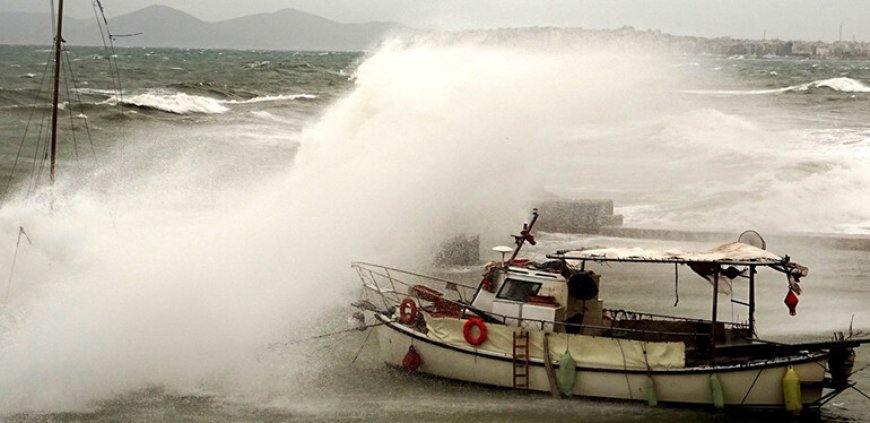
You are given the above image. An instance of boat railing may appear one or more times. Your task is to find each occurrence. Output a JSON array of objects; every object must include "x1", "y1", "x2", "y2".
[
  {"x1": 352, "y1": 261, "x2": 479, "y2": 311},
  {"x1": 606, "y1": 308, "x2": 750, "y2": 331},
  {"x1": 352, "y1": 262, "x2": 727, "y2": 344}
]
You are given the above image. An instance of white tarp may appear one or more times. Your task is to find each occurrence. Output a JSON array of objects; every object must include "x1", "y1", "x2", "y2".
[
  {"x1": 562, "y1": 242, "x2": 784, "y2": 264},
  {"x1": 560, "y1": 242, "x2": 808, "y2": 294},
  {"x1": 424, "y1": 313, "x2": 685, "y2": 370}
]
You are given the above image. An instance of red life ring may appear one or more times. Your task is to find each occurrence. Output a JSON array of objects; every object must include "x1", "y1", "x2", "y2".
[
  {"x1": 399, "y1": 297, "x2": 418, "y2": 324},
  {"x1": 463, "y1": 317, "x2": 487, "y2": 346}
]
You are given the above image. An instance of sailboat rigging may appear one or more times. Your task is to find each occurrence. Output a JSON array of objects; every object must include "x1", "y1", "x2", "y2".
[{"x1": 2, "y1": 0, "x2": 123, "y2": 196}]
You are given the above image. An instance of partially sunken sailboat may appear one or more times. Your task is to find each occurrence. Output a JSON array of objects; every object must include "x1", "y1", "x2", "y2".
[{"x1": 352, "y1": 209, "x2": 868, "y2": 414}]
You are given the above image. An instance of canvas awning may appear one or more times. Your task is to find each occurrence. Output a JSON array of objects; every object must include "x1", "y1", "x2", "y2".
[{"x1": 549, "y1": 242, "x2": 807, "y2": 275}]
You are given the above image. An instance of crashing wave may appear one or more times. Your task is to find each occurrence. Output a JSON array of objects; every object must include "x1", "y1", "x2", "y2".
[
  {"x1": 106, "y1": 92, "x2": 229, "y2": 114},
  {"x1": 101, "y1": 91, "x2": 318, "y2": 114},
  {"x1": 682, "y1": 77, "x2": 870, "y2": 96},
  {"x1": 76, "y1": 88, "x2": 122, "y2": 97},
  {"x1": 790, "y1": 77, "x2": 870, "y2": 93},
  {"x1": 223, "y1": 94, "x2": 318, "y2": 104}
]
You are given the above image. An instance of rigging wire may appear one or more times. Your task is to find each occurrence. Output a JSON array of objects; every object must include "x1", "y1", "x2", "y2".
[
  {"x1": 4, "y1": 227, "x2": 32, "y2": 303},
  {"x1": 29, "y1": 95, "x2": 53, "y2": 195},
  {"x1": 267, "y1": 321, "x2": 385, "y2": 349},
  {"x1": 62, "y1": 49, "x2": 99, "y2": 167},
  {"x1": 3, "y1": 49, "x2": 55, "y2": 198},
  {"x1": 5, "y1": 0, "x2": 120, "y2": 198},
  {"x1": 61, "y1": 49, "x2": 81, "y2": 167},
  {"x1": 92, "y1": 0, "x2": 126, "y2": 109}
]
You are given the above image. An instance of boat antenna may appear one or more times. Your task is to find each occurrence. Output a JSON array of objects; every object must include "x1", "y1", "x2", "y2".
[
  {"x1": 508, "y1": 208, "x2": 539, "y2": 263},
  {"x1": 49, "y1": 0, "x2": 66, "y2": 185}
]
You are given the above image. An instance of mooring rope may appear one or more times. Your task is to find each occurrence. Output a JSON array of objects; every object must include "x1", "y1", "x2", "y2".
[
  {"x1": 4, "y1": 227, "x2": 32, "y2": 303},
  {"x1": 351, "y1": 326, "x2": 375, "y2": 364},
  {"x1": 267, "y1": 321, "x2": 385, "y2": 350}
]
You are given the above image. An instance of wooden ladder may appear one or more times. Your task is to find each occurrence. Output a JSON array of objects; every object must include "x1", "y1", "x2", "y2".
[{"x1": 512, "y1": 330, "x2": 530, "y2": 389}]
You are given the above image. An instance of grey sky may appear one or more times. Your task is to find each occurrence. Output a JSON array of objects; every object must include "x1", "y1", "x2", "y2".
[{"x1": 4, "y1": 0, "x2": 869, "y2": 42}]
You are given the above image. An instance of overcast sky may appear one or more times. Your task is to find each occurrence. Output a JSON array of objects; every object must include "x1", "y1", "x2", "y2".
[{"x1": 4, "y1": 0, "x2": 869, "y2": 42}]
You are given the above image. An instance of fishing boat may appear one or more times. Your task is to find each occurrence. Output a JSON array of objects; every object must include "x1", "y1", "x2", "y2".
[{"x1": 351, "y1": 209, "x2": 868, "y2": 414}]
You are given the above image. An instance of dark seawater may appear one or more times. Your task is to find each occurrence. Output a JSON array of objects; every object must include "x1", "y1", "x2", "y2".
[{"x1": 0, "y1": 39, "x2": 869, "y2": 421}]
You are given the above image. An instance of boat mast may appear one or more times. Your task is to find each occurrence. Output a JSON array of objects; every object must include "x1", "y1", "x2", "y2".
[
  {"x1": 508, "y1": 208, "x2": 539, "y2": 262},
  {"x1": 49, "y1": 0, "x2": 65, "y2": 184}
]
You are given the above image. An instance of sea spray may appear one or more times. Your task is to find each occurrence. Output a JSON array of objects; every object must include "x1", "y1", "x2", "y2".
[
  {"x1": 0, "y1": 35, "x2": 867, "y2": 414},
  {"x1": 0, "y1": 38, "x2": 679, "y2": 412}
]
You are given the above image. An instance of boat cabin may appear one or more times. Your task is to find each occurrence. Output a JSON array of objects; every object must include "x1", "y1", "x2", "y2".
[{"x1": 471, "y1": 261, "x2": 604, "y2": 335}]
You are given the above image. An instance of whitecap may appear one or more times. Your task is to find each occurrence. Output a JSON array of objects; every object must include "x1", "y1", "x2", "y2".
[
  {"x1": 223, "y1": 94, "x2": 318, "y2": 104},
  {"x1": 681, "y1": 77, "x2": 870, "y2": 96},
  {"x1": 793, "y1": 77, "x2": 870, "y2": 93},
  {"x1": 106, "y1": 92, "x2": 229, "y2": 114}
]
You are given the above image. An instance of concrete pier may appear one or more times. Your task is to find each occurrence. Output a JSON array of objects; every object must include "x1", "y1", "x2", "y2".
[
  {"x1": 600, "y1": 226, "x2": 870, "y2": 252},
  {"x1": 531, "y1": 199, "x2": 870, "y2": 252},
  {"x1": 534, "y1": 200, "x2": 623, "y2": 234}
]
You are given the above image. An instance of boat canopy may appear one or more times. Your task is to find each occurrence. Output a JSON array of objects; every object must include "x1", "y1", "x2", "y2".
[{"x1": 549, "y1": 242, "x2": 807, "y2": 275}]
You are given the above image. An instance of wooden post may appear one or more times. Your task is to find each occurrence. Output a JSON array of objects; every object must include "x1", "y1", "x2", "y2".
[
  {"x1": 710, "y1": 269, "x2": 719, "y2": 355},
  {"x1": 542, "y1": 333, "x2": 561, "y2": 399},
  {"x1": 748, "y1": 265, "x2": 756, "y2": 338}
]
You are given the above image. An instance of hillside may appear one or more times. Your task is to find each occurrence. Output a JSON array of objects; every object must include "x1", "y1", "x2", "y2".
[{"x1": 0, "y1": 5, "x2": 407, "y2": 51}]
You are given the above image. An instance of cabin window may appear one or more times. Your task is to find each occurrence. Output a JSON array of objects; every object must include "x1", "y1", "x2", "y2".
[{"x1": 496, "y1": 279, "x2": 542, "y2": 302}]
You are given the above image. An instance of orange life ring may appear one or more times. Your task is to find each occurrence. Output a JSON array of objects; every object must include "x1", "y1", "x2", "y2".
[
  {"x1": 399, "y1": 297, "x2": 418, "y2": 324},
  {"x1": 463, "y1": 317, "x2": 487, "y2": 346}
]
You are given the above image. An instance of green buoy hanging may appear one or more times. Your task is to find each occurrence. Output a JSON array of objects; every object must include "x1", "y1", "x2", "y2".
[
  {"x1": 557, "y1": 350, "x2": 577, "y2": 396},
  {"x1": 645, "y1": 376, "x2": 658, "y2": 407},
  {"x1": 709, "y1": 373, "x2": 724, "y2": 410}
]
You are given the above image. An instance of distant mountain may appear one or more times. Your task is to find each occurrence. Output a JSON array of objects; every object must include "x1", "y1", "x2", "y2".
[{"x1": 0, "y1": 5, "x2": 408, "y2": 51}]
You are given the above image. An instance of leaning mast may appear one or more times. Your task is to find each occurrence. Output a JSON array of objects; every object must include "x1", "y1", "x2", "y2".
[{"x1": 49, "y1": 0, "x2": 65, "y2": 184}]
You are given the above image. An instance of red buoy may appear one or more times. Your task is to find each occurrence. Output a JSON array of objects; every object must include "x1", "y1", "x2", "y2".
[
  {"x1": 784, "y1": 289, "x2": 799, "y2": 316},
  {"x1": 399, "y1": 297, "x2": 418, "y2": 324},
  {"x1": 402, "y1": 345, "x2": 422, "y2": 371},
  {"x1": 463, "y1": 317, "x2": 488, "y2": 346}
]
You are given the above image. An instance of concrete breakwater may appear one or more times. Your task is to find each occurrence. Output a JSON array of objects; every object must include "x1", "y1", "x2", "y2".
[
  {"x1": 535, "y1": 199, "x2": 870, "y2": 252},
  {"x1": 436, "y1": 200, "x2": 870, "y2": 266}
]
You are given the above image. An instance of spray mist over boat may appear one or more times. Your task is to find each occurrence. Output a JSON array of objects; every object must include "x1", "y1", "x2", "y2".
[{"x1": 0, "y1": 36, "x2": 867, "y2": 415}]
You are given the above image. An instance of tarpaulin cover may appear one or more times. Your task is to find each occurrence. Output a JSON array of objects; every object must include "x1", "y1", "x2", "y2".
[
  {"x1": 559, "y1": 242, "x2": 785, "y2": 265},
  {"x1": 424, "y1": 312, "x2": 686, "y2": 370}
]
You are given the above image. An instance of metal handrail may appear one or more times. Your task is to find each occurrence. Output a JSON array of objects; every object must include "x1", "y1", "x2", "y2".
[
  {"x1": 606, "y1": 309, "x2": 751, "y2": 329},
  {"x1": 352, "y1": 261, "x2": 479, "y2": 290},
  {"x1": 352, "y1": 262, "x2": 740, "y2": 341}
]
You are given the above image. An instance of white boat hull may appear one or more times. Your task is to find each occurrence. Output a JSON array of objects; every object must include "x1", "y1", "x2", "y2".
[{"x1": 375, "y1": 317, "x2": 826, "y2": 410}]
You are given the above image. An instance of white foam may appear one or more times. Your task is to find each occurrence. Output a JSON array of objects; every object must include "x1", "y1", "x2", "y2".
[
  {"x1": 682, "y1": 77, "x2": 870, "y2": 96},
  {"x1": 76, "y1": 88, "x2": 120, "y2": 97},
  {"x1": 108, "y1": 92, "x2": 229, "y2": 114},
  {"x1": 224, "y1": 94, "x2": 318, "y2": 104},
  {"x1": 794, "y1": 76, "x2": 870, "y2": 93}
]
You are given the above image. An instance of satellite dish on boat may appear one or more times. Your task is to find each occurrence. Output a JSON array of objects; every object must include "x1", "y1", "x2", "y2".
[
  {"x1": 738, "y1": 230, "x2": 767, "y2": 250},
  {"x1": 492, "y1": 246, "x2": 513, "y2": 263}
]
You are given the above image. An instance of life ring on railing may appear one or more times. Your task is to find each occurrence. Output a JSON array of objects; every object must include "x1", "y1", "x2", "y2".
[
  {"x1": 399, "y1": 297, "x2": 418, "y2": 324},
  {"x1": 463, "y1": 317, "x2": 487, "y2": 346}
]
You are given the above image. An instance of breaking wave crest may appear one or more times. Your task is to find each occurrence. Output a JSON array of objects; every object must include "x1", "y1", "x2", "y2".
[
  {"x1": 106, "y1": 92, "x2": 230, "y2": 114},
  {"x1": 682, "y1": 76, "x2": 870, "y2": 96},
  {"x1": 223, "y1": 94, "x2": 318, "y2": 104},
  {"x1": 795, "y1": 77, "x2": 870, "y2": 92},
  {"x1": 103, "y1": 92, "x2": 319, "y2": 114}
]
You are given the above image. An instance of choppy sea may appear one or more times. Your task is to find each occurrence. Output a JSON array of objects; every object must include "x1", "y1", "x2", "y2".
[{"x1": 0, "y1": 36, "x2": 868, "y2": 421}]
